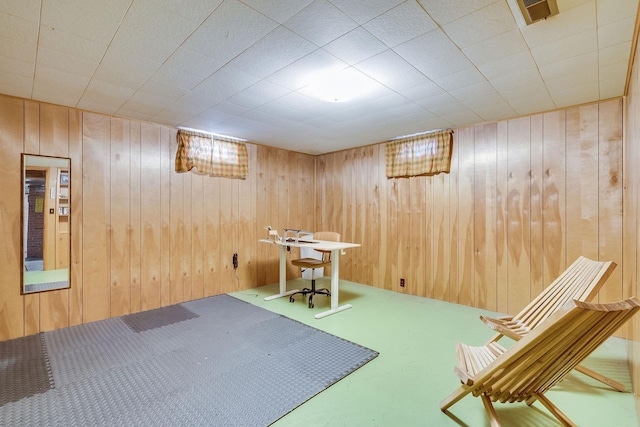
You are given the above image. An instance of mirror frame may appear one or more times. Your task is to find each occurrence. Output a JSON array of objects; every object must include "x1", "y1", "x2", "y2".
[{"x1": 21, "y1": 154, "x2": 71, "y2": 294}]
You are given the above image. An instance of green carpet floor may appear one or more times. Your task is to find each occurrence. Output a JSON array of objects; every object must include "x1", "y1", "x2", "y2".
[{"x1": 232, "y1": 279, "x2": 639, "y2": 427}]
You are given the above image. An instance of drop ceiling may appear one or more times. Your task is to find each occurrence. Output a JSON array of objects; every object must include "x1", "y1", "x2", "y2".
[{"x1": 0, "y1": 0, "x2": 637, "y2": 154}]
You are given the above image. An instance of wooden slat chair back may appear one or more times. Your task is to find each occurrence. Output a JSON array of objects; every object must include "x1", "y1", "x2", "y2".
[
  {"x1": 441, "y1": 297, "x2": 640, "y2": 427},
  {"x1": 289, "y1": 232, "x2": 340, "y2": 309},
  {"x1": 480, "y1": 256, "x2": 621, "y2": 390}
]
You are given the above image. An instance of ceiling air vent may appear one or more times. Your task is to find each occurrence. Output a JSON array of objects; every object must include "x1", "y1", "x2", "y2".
[{"x1": 517, "y1": 0, "x2": 558, "y2": 25}]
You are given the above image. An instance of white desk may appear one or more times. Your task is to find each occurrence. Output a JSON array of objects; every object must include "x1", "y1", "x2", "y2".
[{"x1": 260, "y1": 238, "x2": 360, "y2": 319}]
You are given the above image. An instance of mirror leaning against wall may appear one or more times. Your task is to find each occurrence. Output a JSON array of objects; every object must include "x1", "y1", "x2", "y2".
[{"x1": 21, "y1": 154, "x2": 71, "y2": 294}]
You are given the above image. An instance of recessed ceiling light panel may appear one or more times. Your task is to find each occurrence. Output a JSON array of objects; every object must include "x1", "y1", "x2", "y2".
[{"x1": 300, "y1": 68, "x2": 380, "y2": 103}]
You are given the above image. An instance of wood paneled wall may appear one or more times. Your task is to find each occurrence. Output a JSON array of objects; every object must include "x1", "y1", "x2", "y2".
[
  {"x1": 316, "y1": 99, "x2": 624, "y2": 317},
  {"x1": 624, "y1": 23, "x2": 640, "y2": 413},
  {"x1": 0, "y1": 94, "x2": 627, "y2": 347},
  {"x1": 0, "y1": 95, "x2": 315, "y2": 340}
]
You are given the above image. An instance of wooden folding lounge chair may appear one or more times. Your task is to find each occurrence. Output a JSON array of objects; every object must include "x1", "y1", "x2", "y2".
[
  {"x1": 441, "y1": 297, "x2": 640, "y2": 427},
  {"x1": 480, "y1": 256, "x2": 622, "y2": 391}
]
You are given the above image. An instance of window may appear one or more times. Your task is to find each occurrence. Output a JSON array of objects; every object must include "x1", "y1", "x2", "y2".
[
  {"x1": 385, "y1": 129, "x2": 453, "y2": 178},
  {"x1": 175, "y1": 129, "x2": 248, "y2": 178}
]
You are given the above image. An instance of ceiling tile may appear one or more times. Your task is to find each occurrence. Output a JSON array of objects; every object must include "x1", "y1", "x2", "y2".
[
  {"x1": 0, "y1": 55, "x2": 34, "y2": 78},
  {"x1": 78, "y1": 79, "x2": 136, "y2": 114},
  {"x1": 152, "y1": 48, "x2": 224, "y2": 90},
  {"x1": 418, "y1": 0, "x2": 497, "y2": 26},
  {"x1": 239, "y1": 0, "x2": 313, "y2": 23},
  {"x1": 108, "y1": 26, "x2": 178, "y2": 64},
  {"x1": 229, "y1": 26, "x2": 317, "y2": 78},
  {"x1": 323, "y1": 27, "x2": 388, "y2": 65},
  {"x1": 0, "y1": 11, "x2": 38, "y2": 44},
  {"x1": 284, "y1": 0, "x2": 358, "y2": 46},
  {"x1": 434, "y1": 68, "x2": 486, "y2": 92},
  {"x1": 520, "y1": 1, "x2": 595, "y2": 48},
  {"x1": 0, "y1": 0, "x2": 40, "y2": 22},
  {"x1": 551, "y1": 81, "x2": 599, "y2": 108},
  {"x1": 443, "y1": 1, "x2": 516, "y2": 48},
  {"x1": 0, "y1": 34, "x2": 36, "y2": 63},
  {"x1": 38, "y1": 26, "x2": 107, "y2": 63},
  {"x1": 598, "y1": 16, "x2": 636, "y2": 49},
  {"x1": 0, "y1": 71, "x2": 33, "y2": 98},
  {"x1": 478, "y1": 50, "x2": 538, "y2": 80},
  {"x1": 227, "y1": 80, "x2": 290, "y2": 108},
  {"x1": 36, "y1": 46, "x2": 98, "y2": 78},
  {"x1": 41, "y1": 0, "x2": 131, "y2": 45},
  {"x1": 489, "y1": 68, "x2": 546, "y2": 93},
  {"x1": 355, "y1": 49, "x2": 430, "y2": 92},
  {"x1": 192, "y1": 64, "x2": 260, "y2": 101},
  {"x1": 267, "y1": 48, "x2": 346, "y2": 91},
  {"x1": 95, "y1": 50, "x2": 161, "y2": 89},
  {"x1": 182, "y1": 0, "x2": 277, "y2": 62},
  {"x1": 363, "y1": 1, "x2": 437, "y2": 48},
  {"x1": 146, "y1": 0, "x2": 223, "y2": 21},
  {"x1": 540, "y1": 51, "x2": 598, "y2": 82},
  {"x1": 530, "y1": 29, "x2": 596, "y2": 66},
  {"x1": 462, "y1": 29, "x2": 528, "y2": 66},
  {"x1": 394, "y1": 29, "x2": 474, "y2": 80},
  {"x1": 121, "y1": 0, "x2": 203, "y2": 45},
  {"x1": 328, "y1": 0, "x2": 405, "y2": 25},
  {"x1": 597, "y1": 0, "x2": 639, "y2": 25}
]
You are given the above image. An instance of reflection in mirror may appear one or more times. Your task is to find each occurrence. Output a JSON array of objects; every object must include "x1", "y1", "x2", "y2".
[{"x1": 22, "y1": 154, "x2": 71, "y2": 294}]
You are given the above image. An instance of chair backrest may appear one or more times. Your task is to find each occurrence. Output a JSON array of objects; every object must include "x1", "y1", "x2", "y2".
[
  {"x1": 513, "y1": 256, "x2": 616, "y2": 330},
  {"x1": 311, "y1": 231, "x2": 340, "y2": 262},
  {"x1": 466, "y1": 297, "x2": 640, "y2": 401}
]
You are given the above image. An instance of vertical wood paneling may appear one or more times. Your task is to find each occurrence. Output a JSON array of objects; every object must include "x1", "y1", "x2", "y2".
[
  {"x1": 457, "y1": 127, "x2": 474, "y2": 306},
  {"x1": 68, "y1": 109, "x2": 83, "y2": 327},
  {"x1": 542, "y1": 110, "x2": 566, "y2": 286},
  {"x1": 495, "y1": 121, "x2": 508, "y2": 313},
  {"x1": 169, "y1": 140, "x2": 184, "y2": 304},
  {"x1": 182, "y1": 170, "x2": 193, "y2": 301},
  {"x1": 0, "y1": 96, "x2": 24, "y2": 340},
  {"x1": 447, "y1": 131, "x2": 459, "y2": 303},
  {"x1": 82, "y1": 113, "x2": 111, "y2": 323},
  {"x1": 203, "y1": 166, "x2": 221, "y2": 296},
  {"x1": 110, "y1": 118, "x2": 131, "y2": 317},
  {"x1": 623, "y1": 38, "x2": 640, "y2": 405},
  {"x1": 474, "y1": 124, "x2": 497, "y2": 310},
  {"x1": 529, "y1": 115, "x2": 544, "y2": 300},
  {"x1": 160, "y1": 128, "x2": 171, "y2": 307},
  {"x1": 191, "y1": 172, "x2": 204, "y2": 299},
  {"x1": 140, "y1": 124, "x2": 162, "y2": 310},
  {"x1": 506, "y1": 117, "x2": 531, "y2": 313},
  {"x1": 598, "y1": 99, "x2": 623, "y2": 304},
  {"x1": 129, "y1": 122, "x2": 141, "y2": 313},
  {"x1": 566, "y1": 104, "x2": 599, "y2": 262},
  {"x1": 377, "y1": 144, "x2": 389, "y2": 290}
]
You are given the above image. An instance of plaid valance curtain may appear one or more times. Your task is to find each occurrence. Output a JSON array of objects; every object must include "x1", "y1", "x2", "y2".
[
  {"x1": 385, "y1": 129, "x2": 453, "y2": 178},
  {"x1": 175, "y1": 129, "x2": 248, "y2": 178}
]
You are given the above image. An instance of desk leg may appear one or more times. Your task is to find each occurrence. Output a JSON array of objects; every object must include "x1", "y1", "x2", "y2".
[
  {"x1": 315, "y1": 249, "x2": 352, "y2": 319},
  {"x1": 264, "y1": 243, "x2": 299, "y2": 301}
]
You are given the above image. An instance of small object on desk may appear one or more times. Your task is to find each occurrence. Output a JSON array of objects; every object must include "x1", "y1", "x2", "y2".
[{"x1": 283, "y1": 228, "x2": 313, "y2": 244}]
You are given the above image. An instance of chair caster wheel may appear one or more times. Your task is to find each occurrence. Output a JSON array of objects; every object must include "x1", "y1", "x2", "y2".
[
  {"x1": 309, "y1": 303, "x2": 314, "y2": 309},
  {"x1": 289, "y1": 296, "x2": 294, "y2": 303}
]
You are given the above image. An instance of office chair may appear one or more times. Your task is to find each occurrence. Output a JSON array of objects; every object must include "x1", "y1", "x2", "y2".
[{"x1": 289, "y1": 231, "x2": 340, "y2": 309}]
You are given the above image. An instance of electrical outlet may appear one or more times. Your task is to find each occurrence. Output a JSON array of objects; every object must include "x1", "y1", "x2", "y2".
[
  {"x1": 233, "y1": 253, "x2": 238, "y2": 269},
  {"x1": 400, "y1": 278, "x2": 405, "y2": 287}
]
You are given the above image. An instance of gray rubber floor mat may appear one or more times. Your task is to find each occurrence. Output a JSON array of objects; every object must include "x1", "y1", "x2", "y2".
[
  {"x1": 0, "y1": 294, "x2": 378, "y2": 426},
  {"x1": 122, "y1": 303, "x2": 199, "y2": 333},
  {"x1": 0, "y1": 333, "x2": 52, "y2": 405}
]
